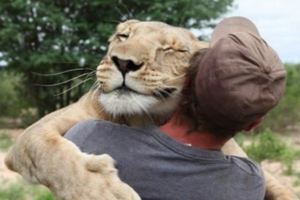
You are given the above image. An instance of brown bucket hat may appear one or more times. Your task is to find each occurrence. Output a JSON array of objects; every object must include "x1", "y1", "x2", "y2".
[{"x1": 195, "y1": 16, "x2": 286, "y2": 132}]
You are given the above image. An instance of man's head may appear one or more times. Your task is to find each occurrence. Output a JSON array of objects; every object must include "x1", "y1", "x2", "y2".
[{"x1": 184, "y1": 17, "x2": 286, "y2": 138}]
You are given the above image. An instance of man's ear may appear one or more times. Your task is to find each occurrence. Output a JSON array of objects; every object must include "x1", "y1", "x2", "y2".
[{"x1": 244, "y1": 117, "x2": 263, "y2": 131}]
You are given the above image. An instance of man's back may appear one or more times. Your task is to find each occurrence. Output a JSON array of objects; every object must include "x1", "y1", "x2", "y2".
[{"x1": 65, "y1": 120, "x2": 265, "y2": 200}]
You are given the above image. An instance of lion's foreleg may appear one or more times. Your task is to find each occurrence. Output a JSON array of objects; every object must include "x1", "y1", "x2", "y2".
[
  {"x1": 5, "y1": 127, "x2": 82, "y2": 184},
  {"x1": 4, "y1": 112, "x2": 90, "y2": 185},
  {"x1": 5, "y1": 93, "x2": 99, "y2": 182},
  {"x1": 264, "y1": 171, "x2": 298, "y2": 200},
  {"x1": 5, "y1": 127, "x2": 141, "y2": 200}
]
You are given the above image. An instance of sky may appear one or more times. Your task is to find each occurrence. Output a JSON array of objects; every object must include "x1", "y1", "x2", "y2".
[{"x1": 196, "y1": 0, "x2": 300, "y2": 63}]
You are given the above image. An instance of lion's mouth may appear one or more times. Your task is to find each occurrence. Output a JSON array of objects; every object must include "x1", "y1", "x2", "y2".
[
  {"x1": 103, "y1": 85, "x2": 177, "y2": 99},
  {"x1": 102, "y1": 84, "x2": 147, "y2": 97},
  {"x1": 114, "y1": 85, "x2": 141, "y2": 95}
]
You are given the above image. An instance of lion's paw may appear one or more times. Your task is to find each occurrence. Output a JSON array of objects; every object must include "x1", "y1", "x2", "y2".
[{"x1": 84, "y1": 153, "x2": 117, "y2": 174}]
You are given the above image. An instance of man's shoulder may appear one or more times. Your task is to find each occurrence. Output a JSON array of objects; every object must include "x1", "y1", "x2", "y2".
[
  {"x1": 64, "y1": 120, "x2": 115, "y2": 147},
  {"x1": 223, "y1": 156, "x2": 265, "y2": 199},
  {"x1": 228, "y1": 156, "x2": 264, "y2": 177},
  {"x1": 72, "y1": 119, "x2": 115, "y2": 129},
  {"x1": 67, "y1": 119, "x2": 119, "y2": 135}
]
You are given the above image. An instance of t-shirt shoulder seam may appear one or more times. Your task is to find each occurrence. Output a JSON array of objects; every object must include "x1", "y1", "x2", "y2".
[
  {"x1": 73, "y1": 119, "x2": 108, "y2": 150},
  {"x1": 230, "y1": 157, "x2": 264, "y2": 178}
]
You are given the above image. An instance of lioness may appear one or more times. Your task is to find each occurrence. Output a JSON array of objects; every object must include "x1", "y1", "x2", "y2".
[{"x1": 5, "y1": 20, "x2": 297, "y2": 200}]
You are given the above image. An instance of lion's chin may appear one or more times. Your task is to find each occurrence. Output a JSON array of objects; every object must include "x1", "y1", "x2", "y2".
[
  {"x1": 99, "y1": 90, "x2": 159, "y2": 117},
  {"x1": 99, "y1": 89, "x2": 180, "y2": 119}
]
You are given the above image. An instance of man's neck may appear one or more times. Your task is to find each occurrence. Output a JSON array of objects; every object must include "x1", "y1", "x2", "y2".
[{"x1": 159, "y1": 114, "x2": 228, "y2": 150}]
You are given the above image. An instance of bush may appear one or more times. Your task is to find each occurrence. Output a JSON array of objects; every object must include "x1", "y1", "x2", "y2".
[
  {"x1": 0, "y1": 184, "x2": 24, "y2": 200},
  {"x1": 0, "y1": 131, "x2": 13, "y2": 151},
  {"x1": 238, "y1": 129, "x2": 299, "y2": 174},
  {"x1": 262, "y1": 63, "x2": 300, "y2": 132},
  {"x1": 0, "y1": 70, "x2": 30, "y2": 117},
  {"x1": 18, "y1": 108, "x2": 39, "y2": 128},
  {"x1": 0, "y1": 182, "x2": 55, "y2": 200}
]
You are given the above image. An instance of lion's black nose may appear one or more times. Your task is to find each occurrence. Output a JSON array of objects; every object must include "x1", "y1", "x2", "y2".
[{"x1": 112, "y1": 56, "x2": 143, "y2": 75}]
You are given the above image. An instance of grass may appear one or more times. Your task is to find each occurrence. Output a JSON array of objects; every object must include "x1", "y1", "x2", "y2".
[
  {"x1": 236, "y1": 129, "x2": 300, "y2": 175},
  {"x1": 294, "y1": 172, "x2": 300, "y2": 185},
  {"x1": 0, "y1": 131, "x2": 13, "y2": 151},
  {"x1": 0, "y1": 182, "x2": 55, "y2": 200}
]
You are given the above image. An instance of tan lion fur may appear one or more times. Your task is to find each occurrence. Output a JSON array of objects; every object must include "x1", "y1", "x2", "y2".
[{"x1": 5, "y1": 20, "x2": 298, "y2": 200}]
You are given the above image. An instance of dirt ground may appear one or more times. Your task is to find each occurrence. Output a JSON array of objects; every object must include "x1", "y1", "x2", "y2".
[
  {"x1": 261, "y1": 133, "x2": 300, "y2": 197},
  {"x1": 1, "y1": 129, "x2": 300, "y2": 197}
]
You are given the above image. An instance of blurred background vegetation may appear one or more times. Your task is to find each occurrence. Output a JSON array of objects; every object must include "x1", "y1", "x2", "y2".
[
  {"x1": 0, "y1": 0, "x2": 298, "y2": 131},
  {"x1": 0, "y1": 0, "x2": 233, "y2": 118},
  {"x1": 0, "y1": 0, "x2": 299, "y2": 199}
]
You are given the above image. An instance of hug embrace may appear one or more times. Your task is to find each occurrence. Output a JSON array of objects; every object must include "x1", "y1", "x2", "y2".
[{"x1": 6, "y1": 17, "x2": 297, "y2": 200}]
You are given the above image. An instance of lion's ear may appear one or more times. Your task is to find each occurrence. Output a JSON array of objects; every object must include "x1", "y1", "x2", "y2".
[
  {"x1": 122, "y1": 19, "x2": 140, "y2": 24},
  {"x1": 109, "y1": 19, "x2": 140, "y2": 43},
  {"x1": 117, "y1": 19, "x2": 140, "y2": 30}
]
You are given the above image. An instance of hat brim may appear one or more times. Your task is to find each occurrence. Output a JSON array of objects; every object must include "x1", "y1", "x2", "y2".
[{"x1": 211, "y1": 16, "x2": 260, "y2": 47}]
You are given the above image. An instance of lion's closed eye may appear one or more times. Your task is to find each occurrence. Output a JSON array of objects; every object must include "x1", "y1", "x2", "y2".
[
  {"x1": 163, "y1": 46, "x2": 189, "y2": 53},
  {"x1": 116, "y1": 33, "x2": 129, "y2": 41},
  {"x1": 162, "y1": 47, "x2": 174, "y2": 52}
]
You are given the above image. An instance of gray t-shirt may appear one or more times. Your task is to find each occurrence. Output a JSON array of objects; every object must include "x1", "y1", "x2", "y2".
[{"x1": 65, "y1": 120, "x2": 265, "y2": 200}]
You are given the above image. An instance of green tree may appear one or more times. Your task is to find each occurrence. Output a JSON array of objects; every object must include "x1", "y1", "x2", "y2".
[
  {"x1": 262, "y1": 63, "x2": 300, "y2": 131},
  {"x1": 0, "y1": 70, "x2": 27, "y2": 117},
  {"x1": 0, "y1": 0, "x2": 233, "y2": 116}
]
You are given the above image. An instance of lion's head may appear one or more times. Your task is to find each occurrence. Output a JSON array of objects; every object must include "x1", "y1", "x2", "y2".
[{"x1": 96, "y1": 20, "x2": 207, "y2": 123}]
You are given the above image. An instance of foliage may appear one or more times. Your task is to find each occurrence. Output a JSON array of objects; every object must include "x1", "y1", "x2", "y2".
[
  {"x1": 0, "y1": 131, "x2": 13, "y2": 151},
  {"x1": 0, "y1": 70, "x2": 30, "y2": 117},
  {"x1": 0, "y1": 0, "x2": 233, "y2": 116},
  {"x1": 0, "y1": 182, "x2": 55, "y2": 200},
  {"x1": 262, "y1": 63, "x2": 300, "y2": 132},
  {"x1": 18, "y1": 108, "x2": 39, "y2": 127},
  {"x1": 237, "y1": 129, "x2": 299, "y2": 174}
]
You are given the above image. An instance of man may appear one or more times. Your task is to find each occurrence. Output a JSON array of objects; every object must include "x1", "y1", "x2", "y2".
[{"x1": 65, "y1": 17, "x2": 286, "y2": 200}]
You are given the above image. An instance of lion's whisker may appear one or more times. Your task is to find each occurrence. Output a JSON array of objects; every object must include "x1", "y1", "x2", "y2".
[
  {"x1": 34, "y1": 72, "x2": 94, "y2": 87},
  {"x1": 54, "y1": 77, "x2": 93, "y2": 97},
  {"x1": 46, "y1": 61, "x2": 98, "y2": 69},
  {"x1": 153, "y1": 90, "x2": 168, "y2": 101},
  {"x1": 80, "y1": 71, "x2": 98, "y2": 89},
  {"x1": 90, "y1": 81, "x2": 102, "y2": 101},
  {"x1": 90, "y1": 80, "x2": 99, "y2": 91},
  {"x1": 32, "y1": 68, "x2": 95, "y2": 77},
  {"x1": 156, "y1": 87, "x2": 180, "y2": 99}
]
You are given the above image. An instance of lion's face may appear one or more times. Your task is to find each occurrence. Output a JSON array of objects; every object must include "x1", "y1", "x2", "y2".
[{"x1": 96, "y1": 20, "x2": 207, "y2": 118}]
